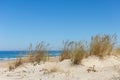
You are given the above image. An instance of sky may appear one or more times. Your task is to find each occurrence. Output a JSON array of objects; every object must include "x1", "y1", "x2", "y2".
[{"x1": 0, "y1": 0, "x2": 120, "y2": 50}]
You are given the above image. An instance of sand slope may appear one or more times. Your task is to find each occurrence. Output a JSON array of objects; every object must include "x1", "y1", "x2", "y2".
[{"x1": 0, "y1": 56, "x2": 120, "y2": 80}]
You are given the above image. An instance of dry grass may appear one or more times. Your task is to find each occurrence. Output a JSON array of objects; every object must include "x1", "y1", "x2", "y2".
[
  {"x1": 116, "y1": 45, "x2": 120, "y2": 55},
  {"x1": 14, "y1": 56, "x2": 23, "y2": 68},
  {"x1": 25, "y1": 42, "x2": 49, "y2": 64},
  {"x1": 9, "y1": 56, "x2": 23, "y2": 71},
  {"x1": 9, "y1": 65, "x2": 14, "y2": 71},
  {"x1": 9, "y1": 42, "x2": 49, "y2": 70},
  {"x1": 24, "y1": 52, "x2": 34, "y2": 63},
  {"x1": 60, "y1": 41, "x2": 88, "y2": 65},
  {"x1": 89, "y1": 34, "x2": 117, "y2": 58},
  {"x1": 60, "y1": 34, "x2": 117, "y2": 65},
  {"x1": 60, "y1": 41, "x2": 74, "y2": 61},
  {"x1": 8, "y1": 34, "x2": 118, "y2": 71},
  {"x1": 71, "y1": 42, "x2": 87, "y2": 65}
]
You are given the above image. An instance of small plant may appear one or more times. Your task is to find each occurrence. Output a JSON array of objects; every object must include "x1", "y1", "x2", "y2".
[
  {"x1": 14, "y1": 57, "x2": 23, "y2": 68},
  {"x1": 9, "y1": 42, "x2": 49, "y2": 71},
  {"x1": 89, "y1": 34, "x2": 117, "y2": 58},
  {"x1": 71, "y1": 41, "x2": 87, "y2": 65},
  {"x1": 34, "y1": 42, "x2": 49, "y2": 64},
  {"x1": 26, "y1": 42, "x2": 49, "y2": 64},
  {"x1": 60, "y1": 41, "x2": 88, "y2": 65},
  {"x1": 116, "y1": 45, "x2": 120, "y2": 55},
  {"x1": 8, "y1": 65, "x2": 15, "y2": 71},
  {"x1": 25, "y1": 52, "x2": 34, "y2": 63},
  {"x1": 9, "y1": 56, "x2": 23, "y2": 71},
  {"x1": 87, "y1": 65, "x2": 97, "y2": 73},
  {"x1": 60, "y1": 41, "x2": 74, "y2": 61}
]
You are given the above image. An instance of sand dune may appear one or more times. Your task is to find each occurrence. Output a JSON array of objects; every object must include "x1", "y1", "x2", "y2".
[{"x1": 0, "y1": 56, "x2": 120, "y2": 80}]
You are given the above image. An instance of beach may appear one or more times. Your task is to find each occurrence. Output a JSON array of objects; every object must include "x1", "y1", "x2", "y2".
[
  {"x1": 0, "y1": 0, "x2": 119, "y2": 79},
  {"x1": 0, "y1": 56, "x2": 120, "y2": 80}
]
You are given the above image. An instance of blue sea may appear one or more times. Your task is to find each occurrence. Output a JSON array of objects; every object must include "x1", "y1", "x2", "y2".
[{"x1": 0, "y1": 51, "x2": 61, "y2": 61}]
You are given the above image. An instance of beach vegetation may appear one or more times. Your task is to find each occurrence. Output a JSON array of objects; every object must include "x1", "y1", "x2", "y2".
[
  {"x1": 60, "y1": 41, "x2": 74, "y2": 61},
  {"x1": 9, "y1": 42, "x2": 49, "y2": 70},
  {"x1": 71, "y1": 41, "x2": 88, "y2": 65},
  {"x1": 25, "y1": 42, "x2": 49, "y2": 64},
  {"x1": 9, "y1": 55, "x2": 23, "y2": 71},
  {"x1": 89, "y1": 34, "x2": 117, "y2": 58},
  {"x1": 60, "y1": 41, "x2": 88, "y2": 65}
]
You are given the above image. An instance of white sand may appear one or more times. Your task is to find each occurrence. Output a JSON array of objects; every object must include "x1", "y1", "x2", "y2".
[{"x1": 0, "y1": 56, "x2": 120, "y2": 80}]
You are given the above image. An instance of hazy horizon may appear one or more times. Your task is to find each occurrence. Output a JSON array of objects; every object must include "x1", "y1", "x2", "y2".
[{"x1": 0, "y1": 0, "x2": 120, "y2": 50}]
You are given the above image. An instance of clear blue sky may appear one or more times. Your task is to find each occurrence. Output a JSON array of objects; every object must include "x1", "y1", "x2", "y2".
[{"x1": 0, "y1": 0, "x2": 120, "y2": 50}]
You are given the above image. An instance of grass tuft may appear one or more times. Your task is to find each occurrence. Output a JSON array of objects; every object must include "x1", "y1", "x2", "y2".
[
  {"x1": 9, "y1": 55, "x2": 23, "y2": 71},
  {"x1": 89, "y1": 34, "x2": 117, "y2": 58},
  {"x1": 71, "y1": 42, "x2": 87, "y2": 65},
  {"x1": 9, "y1": 42, "x2": 49, "y2": 71},
  {"x1": 60, "y1": 41, "x2": 74, "y2": 61},
  {"x1": 26, "y1": 42, "x2": 49, "y2": 64},
  {"x1": 60, "y1": 41, "x2": 88, "y2": 65}
]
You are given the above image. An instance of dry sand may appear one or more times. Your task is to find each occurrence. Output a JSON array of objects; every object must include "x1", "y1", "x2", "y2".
[{"x1": 0, "y1": 56, "x2": 120, "y2": 80}]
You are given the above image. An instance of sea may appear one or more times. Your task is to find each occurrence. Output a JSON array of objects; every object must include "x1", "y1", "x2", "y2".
[{"x1": 0, "y1": 51, "x2": 61, "y2": 61}]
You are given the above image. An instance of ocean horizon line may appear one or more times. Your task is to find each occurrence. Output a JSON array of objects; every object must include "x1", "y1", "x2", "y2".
[{"x1": 0, "y1": 50, "x2": 61, "y2": 61}]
